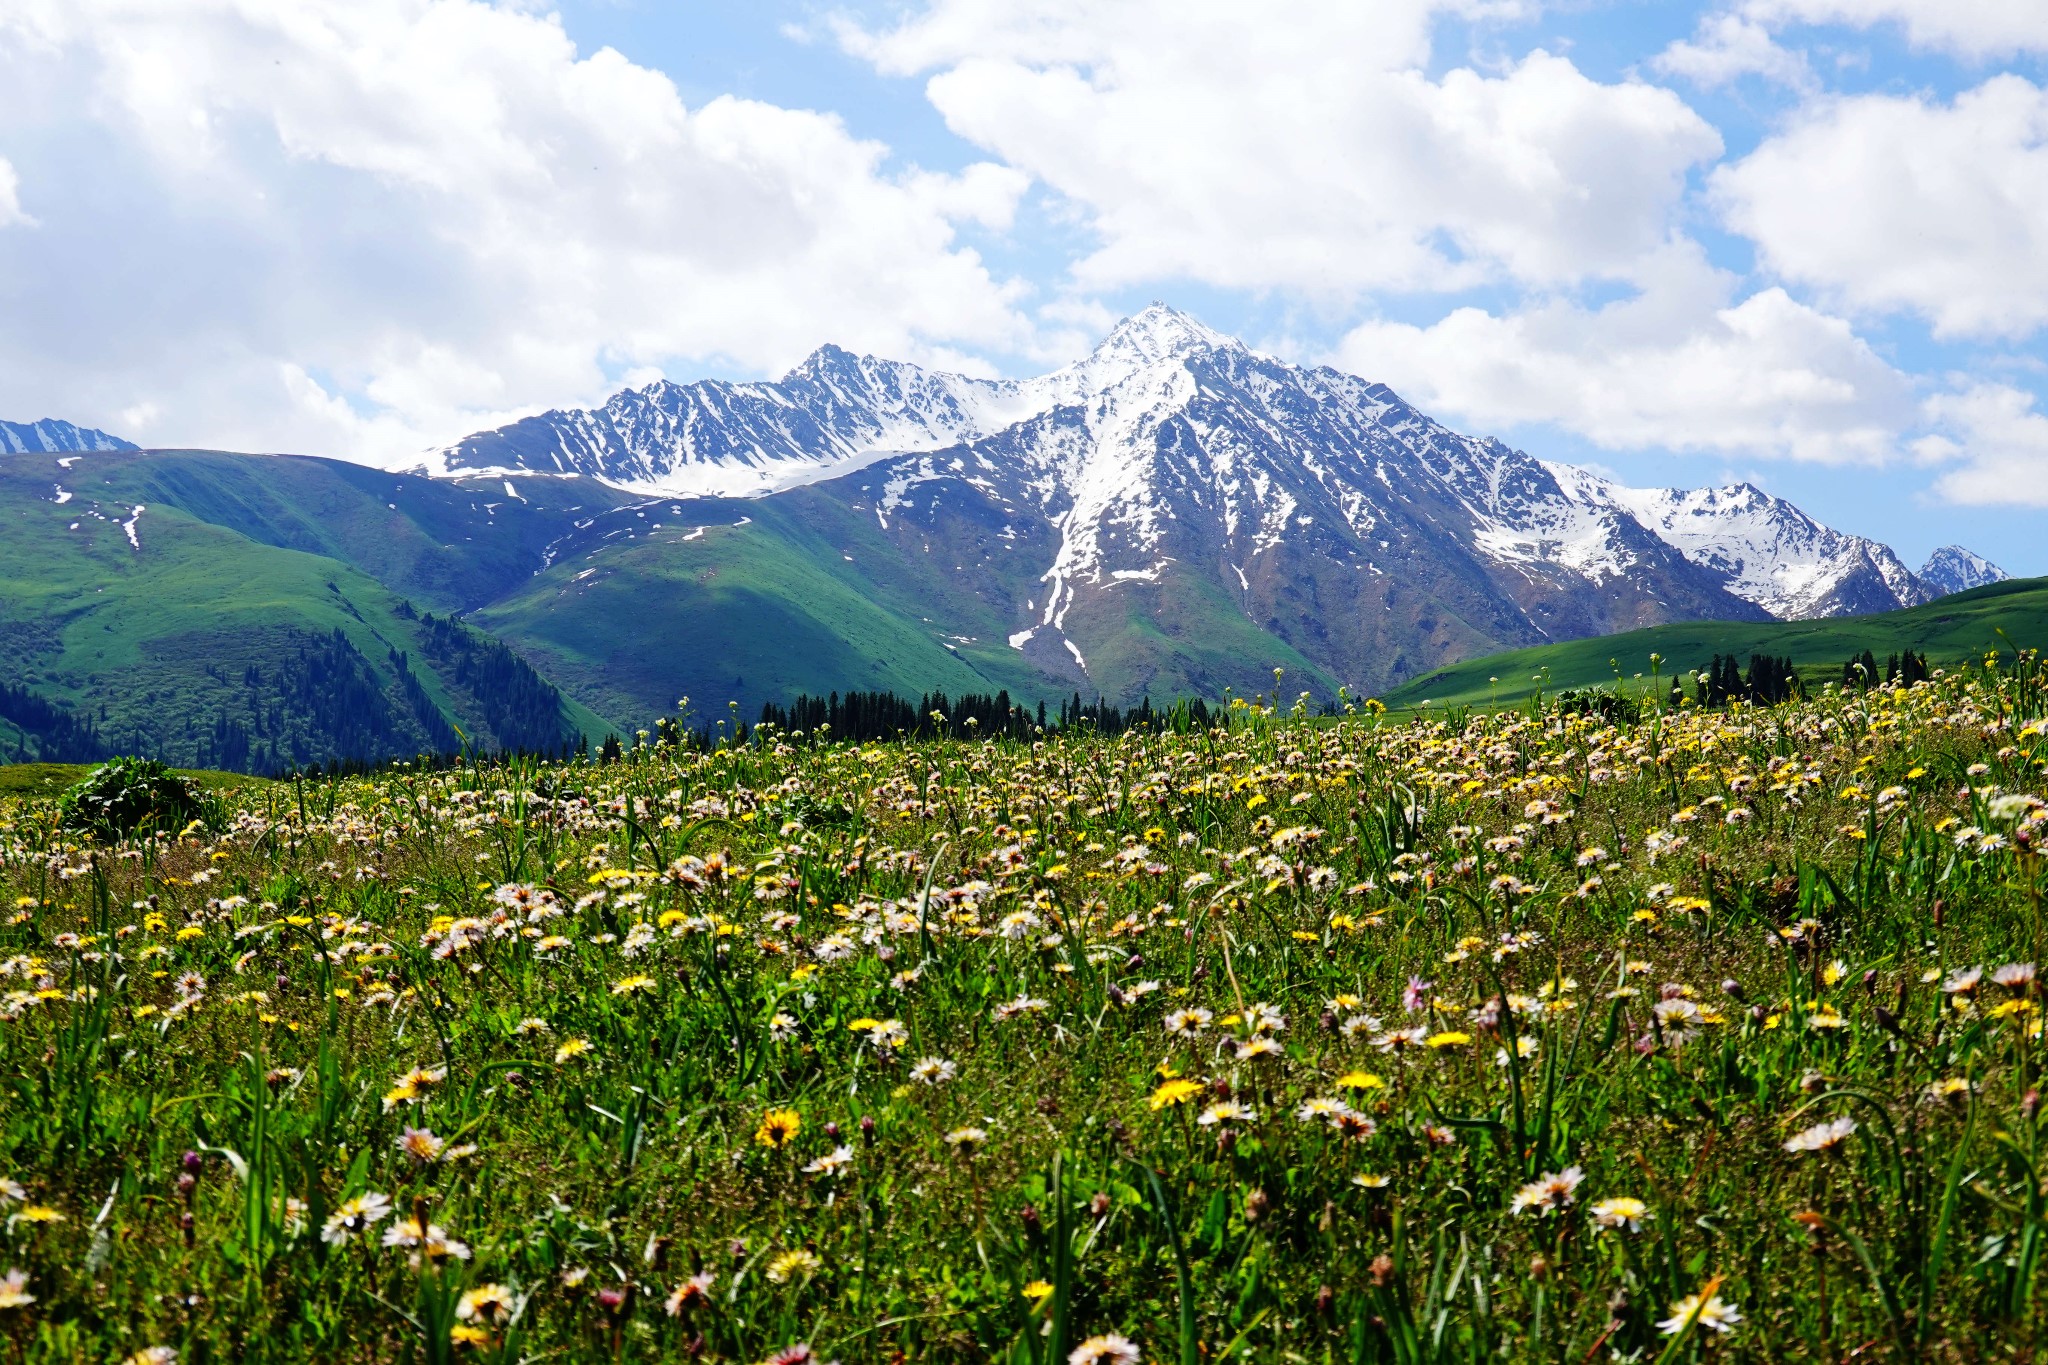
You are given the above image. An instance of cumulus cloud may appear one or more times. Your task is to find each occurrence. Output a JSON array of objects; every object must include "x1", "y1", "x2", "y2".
[
  {"x1": 1739, "y1": 0, "x2": 2048, "y2": 59},
  {"x1": 0, "y1": 0, "x2": 1032, "y2": 463},
  {"x1": 1918, "y1": 383, "x2": 2048, "y2": 505},
  {"x1": 1653, "y1": 15, "x2": 1815, "y2": 89},
  {"x1": 1332, "y1": 244, "x2": 1916, "y2": 464},
  {"x1": 1713, "y1": 75, "x2": 2048, "y2": 340},
  {"x1": 839, "y1": 0, "x2": 1721, "y2": 296}
]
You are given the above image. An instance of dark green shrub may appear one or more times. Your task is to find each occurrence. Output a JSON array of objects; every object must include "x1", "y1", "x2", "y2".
[
  {"x1": 1553, "y1": 687, "x2": 1644, "y2": 724},
  {"x1": 57, "y1": 757, "x2": 213, "y2": 841}
]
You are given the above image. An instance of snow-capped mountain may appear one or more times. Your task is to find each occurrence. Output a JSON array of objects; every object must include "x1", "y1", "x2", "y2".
[
  {"x1": 1544, "y1": 469, "x2": 1931, "y2": 619},
  {"x1": 0, "y1": 418, "x2": 137, "y2": 454},
  {"x1": 1919, "y1": 545, "x2": 2009, "y2": 597},
  {"x1": 436, "y1": 347, "x2": 1029, "y2": 497},
  {"x1": 433, "y1": 310, "x2": 1246, "y2": 497},
  {"x1": 435, "y1": 305, "x2": 1999, "y2": 693}
]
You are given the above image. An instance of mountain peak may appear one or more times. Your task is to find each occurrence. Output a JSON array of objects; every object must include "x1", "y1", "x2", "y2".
[
  {"x1": 1092, "y1": 303, "x2": 1236, "y2": 366},
  {"x1": 1919, "y1": 544, "x2": 2009, "y2": 596},
  {"x1": 785, "y1": 342, "x2": 864, "y2": 382}
]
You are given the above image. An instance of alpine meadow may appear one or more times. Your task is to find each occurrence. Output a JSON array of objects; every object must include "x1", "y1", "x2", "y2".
[
  {"x1": 5, "y1": 655, "x2": 2048, "y2": 1361},
  {"x1": 10, "y1": 1, "x2": 2048, "y2": 1363}
]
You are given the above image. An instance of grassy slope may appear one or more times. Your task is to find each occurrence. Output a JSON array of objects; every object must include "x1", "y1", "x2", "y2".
[
  {"x1": 471, "y1": 492, "x2": 1050, "y2": 729},
  {"x1": 0, "y1": 453, "x2": 618, "y2": 757},
  {"x1": 83, "y1": 449, "x2": 637, "y2": 613},
  {"x1": 1381, "y1": 576, "x2": 2048, "y2": 710},
  {"x1": 1060, "y1": 574, "x2": 1345, "y2": 708}
]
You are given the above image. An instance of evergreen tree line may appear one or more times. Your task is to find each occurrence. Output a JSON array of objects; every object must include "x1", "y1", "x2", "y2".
[
  {"x1": 753, "y1": 688, "x2": 1215, "y2": 744},
  {"x1": 1842, "y1": 648, "x2": 1931, "y2": 689},
  {"x1": 193, "y1": 621, "x2": 574, "y2": 775},
  {"x1": 1696, "y1": 653, "x2": 1801, "y2": 706},
  {"x1": 0, "y1": 681, "x2": 109, "y2": 764},
  {"x1": 190, "y1": 629, "x2": 445, "y2": 774},
  {"x1": 413, "y1": 613, "x2": 571, "y2": 752}
]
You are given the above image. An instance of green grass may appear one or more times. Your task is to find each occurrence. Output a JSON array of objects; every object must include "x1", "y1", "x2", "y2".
[
  {"x1": 0, "y1": 762, "x2": 267, "y2": 797},
  {"x1": 1381, "y1": 576, "x2": 2048, "y2": 710},
  {"x1": 2, "y1": 661, "x2": 2046, "y2": 1360}
]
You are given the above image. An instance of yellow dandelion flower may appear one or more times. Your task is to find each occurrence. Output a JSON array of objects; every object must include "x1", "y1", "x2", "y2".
[
  {"x1": 766, "y1": 1248, "x2": 820, "y2": 1283},
  {"x1": 756, "y1": 1107, "x2": 802, "y2": 1149},
  {"x1": 1149, "y1": 1078, "x2": 1204, "y2": 1110}
]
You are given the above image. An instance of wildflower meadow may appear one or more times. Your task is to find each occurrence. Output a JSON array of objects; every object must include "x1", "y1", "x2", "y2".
[{"x1": 5, "y1": 658, "x2": 2048, "y2": 1363}]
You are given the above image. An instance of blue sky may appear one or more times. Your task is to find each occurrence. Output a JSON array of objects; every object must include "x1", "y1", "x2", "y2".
[{"x1": 0, "y1": 0, "x2": 2044, "y2": 571}]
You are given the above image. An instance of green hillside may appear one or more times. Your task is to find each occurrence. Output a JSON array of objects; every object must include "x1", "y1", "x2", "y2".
[
  {"x1": 470, "y1": 490, "x2": 1051, "y2": 725},
  {"x1": 51, "y1": 448, "x2": 638, "y2": 612},
  {"x1": 1381, "y1": 577, "x2": 2048, "y2": 710},
  {"x1": 0, "y1": 451, "x2": 618, "y2": 769}
]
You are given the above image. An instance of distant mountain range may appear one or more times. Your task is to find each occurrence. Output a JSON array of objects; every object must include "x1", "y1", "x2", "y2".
[
  {"x1": 428, "y1": 305, "x2": 2005, "y2": 700},
  {"x1": 434, "y1": 306, "x2": 2001, "y2": 629},
  {"x1": 0, "y1": 307, "x2": 2017, "y2": 767},
  {"x1": 1, "y1": 418, "x2": 136, "y2": 454}
]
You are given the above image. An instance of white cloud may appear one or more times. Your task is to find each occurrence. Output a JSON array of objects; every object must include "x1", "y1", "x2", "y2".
[
  {"x1": 840, "y1": 1, "x2": 1721, "y2": 296},
  {"x1": 0, "y1": 0, "x2": 1033, "y2": 462},
  {"x1": 1653, "y1": 15, "x2": 1815, "y2": 89},
  {"x1": 0, "y1": 157, "x2": 30, "y2": 226},
  {"x1": 1713, "y1": 75, "x2": 2048, "y2": 340},
  {"x1": 1918, "y1": 383, "x2": 2048, "y2": 505},
  {"x1": 1332, "y1": 244, "x2": 1916, "y2": 464},
  {"x1": 1740, "y1": 0, "x2": 2048, "y2": 59}
]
